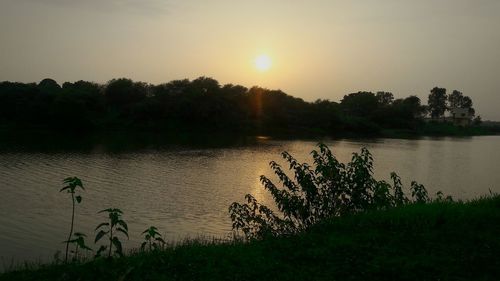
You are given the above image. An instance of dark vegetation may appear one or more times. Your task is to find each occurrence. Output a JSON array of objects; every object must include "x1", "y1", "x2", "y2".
[
  {"x1": 0, "y1": 77, "x2": 493, "y2": 136},
  {"x1": 94, "y1": 208, "x2": 130, "y2": 258},
  {"x1": 59, "y1": 177, "x2": 86, "y2": 262},
  {"x1": 229, "y1": 144, "x2": 436, "y2": 239},
  {"x1": 2, "y1": 144, "x2": 499, "y2": 280},
  {"x1": 2, "y1": 197, "x2": 499, "y2": 281}
]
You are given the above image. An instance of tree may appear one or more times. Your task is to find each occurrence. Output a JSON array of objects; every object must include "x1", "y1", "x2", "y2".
[
  {"x1": 428, "y1": 87, "x2": 447, "y2": 119},
  {"x1": 461, "y1": 96, "x2": 472, "y2": 108},
  {"x1": 461, "y1": 96, "x2": 475, "y2": 116},
  {"x1": 448, "y1": 90, "x2": 464, "y2": 108},
  {"x1": 105, "y1": 78, "x2": 148, "y2": 107},
  {"x1": 376, "y1": 91, "x2": 394, "y2": 106},
  {"x1": 403, "y1": 95, "x2": 427, "y2": 118},
  {"x1": 448, "y1": 90, "x2": 475, "y2": 116},
  {"x1": 38, "y1": 78, "x2": 61, "y2": 94},
  {"x1": 341, "y1": 92, "x2": 379, "y2": 117},
  {"x1": 188, "y1": 76, "x2": 220, "y2": 96}
]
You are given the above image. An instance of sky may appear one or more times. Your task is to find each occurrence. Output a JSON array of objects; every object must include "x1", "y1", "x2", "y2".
[{"x1": 1, "y1": 0, "x2": 500, "y2": 120}]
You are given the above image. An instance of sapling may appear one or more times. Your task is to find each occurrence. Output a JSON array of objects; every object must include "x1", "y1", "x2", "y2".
[
  {"x1": 95, "y1": 208, "x2": 129, "y2": 257},
  {"x1": 141, "y1": 226, "x2": 166, "y2": 251},
  {"x1": 60, "y1": 176, "x2": 85, "y2": 262},
  {"x1": 64, "y1": 232, "x2": 92, "y2": 261}
]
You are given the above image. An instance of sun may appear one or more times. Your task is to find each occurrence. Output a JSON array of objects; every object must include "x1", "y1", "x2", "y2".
[{"x1": 255, "y1": 54, "x2": 272, "y2": 71}]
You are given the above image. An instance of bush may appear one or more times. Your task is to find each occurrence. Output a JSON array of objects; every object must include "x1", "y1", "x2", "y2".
[{"x1": 229, "y1": 143, "x2": 430, "y2": 239}]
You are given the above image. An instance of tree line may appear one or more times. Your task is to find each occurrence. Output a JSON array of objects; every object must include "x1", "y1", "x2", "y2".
[{"x1": 0, "y1": 77, "x2": 478, "y2": 134}]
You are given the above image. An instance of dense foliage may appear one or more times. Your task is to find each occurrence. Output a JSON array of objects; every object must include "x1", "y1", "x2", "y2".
[
  {"x1": 229, "y1": 144, "x2": 436, "y2": 239},
  {"x1": 0, "y1": 77, "x2": 439, "y2": 134}
]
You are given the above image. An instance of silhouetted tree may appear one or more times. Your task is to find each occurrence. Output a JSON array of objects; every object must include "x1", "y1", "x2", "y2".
[
  {"x1": 448, "y1": 90, "x2": 475, "y2": 116},
  {"x1": 403, "y1": 95, "x2": 427, "y2": 118},
  {"x1": 38, "y1": 78, "x2": 61, "y2": 93},
  {"x1": 105, "y1": 78, "x2": 148, "y2": 107},
  {"x1": 461, "y1": 96, "x2": 472, "y2": 108},
  {"x1": 448, "y1": 90, "x2": 463, "y2": 108},
  {"x1": 0, "y1": 77, "x2": 478, "y2": 134},
  {"x1": 188, "y1": 77, "x2": 220, "y2": 96},
  {"x1": 428, "y1": 87, "x2": 447, "y2": 119},
  {"x1": 341, "y1": 92, "x2": 379, "y2": 117},
  {"x1": 376, "y1": 91, "x2": 394, "y2": 105}
]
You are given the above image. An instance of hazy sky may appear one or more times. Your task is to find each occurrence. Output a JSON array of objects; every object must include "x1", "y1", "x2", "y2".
[{"x1": 1, "y1": 0, "x2": 500, "y2": 119}]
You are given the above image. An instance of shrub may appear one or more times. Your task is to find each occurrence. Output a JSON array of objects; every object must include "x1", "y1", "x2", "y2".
[{"x1": 229, "y1": 143, "x2": 430, "y2": 239}]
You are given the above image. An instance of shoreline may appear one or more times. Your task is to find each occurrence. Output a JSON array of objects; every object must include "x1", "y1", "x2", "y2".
[{"x1": 2, "y1": 196, "x2": 499, "y2": 280}]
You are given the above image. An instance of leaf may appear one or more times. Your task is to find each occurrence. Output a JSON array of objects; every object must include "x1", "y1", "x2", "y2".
[
  {"x1": 107, "y1": 208, "x2": 123, "y2": 214},
  {"x1": 75, "y1": 196, "x2": 82, "y2": 203},
  {"x1": 63, "y1": 177, "x2": 74, "y2": 183},
  {"x1": 116, "y1": 227, "x2": 129, "y2": 239},
  {"x1": 76, "y1": 237, "x2": 86, "y2": 248},
  {"x1": 96, "y1": 245, "x2": 107, "y2": 257},
  {"x1": 155, "y1": 237, "x2": 165, "y2": 244},
  {"x1": 76, "y1": 237, "x2": 92, "y2": 251},
  {"x1": 95, "y1": 222, "x2": 109, "y2": 231},
  {"x1": 150, "y1": 229, "x2": 159, "y2": 237},
  {"x1": 95, "y1": 230, "x2": 108, "y2": 243},
  {"x1": 143, "y1": 226, "x2": 157, "y2": 235},
  {"x1": 117, "y1": 220, "x2": 128, "y2": 231},
  {"x1": 63, "y1": 239, "x2": 78, "y2": 244},
  {"x1": 110, "y1": 213, "x2": 119, "y2": 225},
  {"x1": 74, "y1": 178, "x2": 83, "y2": 188},
  {"x1": 112, "y1": 237, "x2": 123, "y2": 256},
  {"x1": 59, "y1": 186, "x2": 70, "y2": 192}
]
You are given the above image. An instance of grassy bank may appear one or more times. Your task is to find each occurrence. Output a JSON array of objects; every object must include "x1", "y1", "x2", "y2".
[{"x1": 2, "y1": 196, "x2": 499, "y2": 281}]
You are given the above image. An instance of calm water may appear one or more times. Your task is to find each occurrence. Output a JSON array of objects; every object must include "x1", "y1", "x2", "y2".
[{"x1": 1, "y1": 134, "x2": 499, "y2": 266}]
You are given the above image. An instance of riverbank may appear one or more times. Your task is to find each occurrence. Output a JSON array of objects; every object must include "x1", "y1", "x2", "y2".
[{"x1": 2, "y1": 196, "x2": 499, "y2": 281}]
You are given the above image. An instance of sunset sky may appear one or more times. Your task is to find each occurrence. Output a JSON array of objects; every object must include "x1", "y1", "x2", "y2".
[{"x1": 1, "y1": 0, "x2": 500, "y2": 120}]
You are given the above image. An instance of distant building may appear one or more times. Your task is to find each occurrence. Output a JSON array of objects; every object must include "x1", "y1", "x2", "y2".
[{"x1": 450, "y1": 107, "x2": 472, "y2": 126}]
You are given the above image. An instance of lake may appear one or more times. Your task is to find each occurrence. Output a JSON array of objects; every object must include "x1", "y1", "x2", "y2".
[{"x1": 1, "y1": 133, "x2": 499, "y2": 267}]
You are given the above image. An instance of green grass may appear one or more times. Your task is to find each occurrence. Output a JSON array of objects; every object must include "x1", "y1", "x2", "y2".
[{"x1": 2, "y1": 196, "x2": 500, "y2": 281}]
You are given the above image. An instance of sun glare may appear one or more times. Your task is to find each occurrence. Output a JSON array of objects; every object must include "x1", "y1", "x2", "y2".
[{"x1": 255, "y1": 54, "x2": 271, "y2": 71}]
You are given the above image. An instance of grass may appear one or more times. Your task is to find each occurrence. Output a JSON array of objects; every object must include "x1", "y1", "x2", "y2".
[{"x1": 2, "y1": 196, "x2": 500, "y2": 281}]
